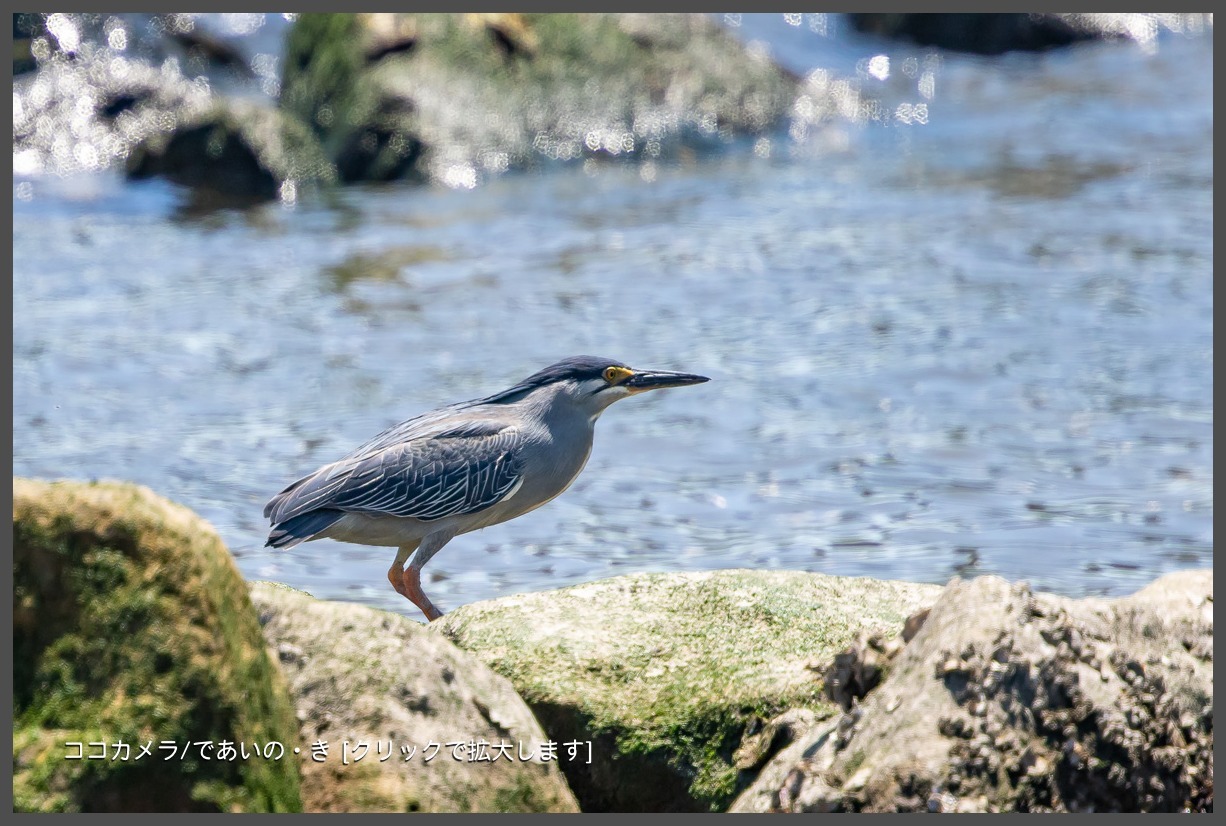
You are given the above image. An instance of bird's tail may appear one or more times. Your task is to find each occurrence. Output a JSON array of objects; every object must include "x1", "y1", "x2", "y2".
[{"x1": 266, "y1": 509, "x2": 345, "y2": 549}]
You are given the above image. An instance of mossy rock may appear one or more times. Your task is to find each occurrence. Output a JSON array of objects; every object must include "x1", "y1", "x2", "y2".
[
  {"x1": 438, "y1": 570, "x2": 941, "y2": 811},
  {"x1": 280, "y1": 13, "x2": 798, "y2": 184},
  {"x1": 13, "y1": 478, "x2": 303, "y2": 812}
]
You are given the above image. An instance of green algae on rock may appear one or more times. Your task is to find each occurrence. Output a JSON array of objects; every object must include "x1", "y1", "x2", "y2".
[
  {"x1": 248, "y1": 582, "x2": 580, "y2": 813},
  {"x1": 13, "y1": 478, "x2": 302, "y2": 812},
  {"x1": 280, "y1": 13, "x2": 799, "y2": 185},
  {"x1": 437, "y1": 569, "x2": 941, "y2": 812}
]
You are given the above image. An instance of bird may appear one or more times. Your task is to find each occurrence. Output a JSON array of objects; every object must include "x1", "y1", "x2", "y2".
[{"x1": 264, "y1": 356, "x2": 709, "y2": 621}]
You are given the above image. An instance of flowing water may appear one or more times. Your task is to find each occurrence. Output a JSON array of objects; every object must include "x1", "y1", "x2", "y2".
[{"x1": 13, "y1": 15, "x2": 1212, "y2": 617}]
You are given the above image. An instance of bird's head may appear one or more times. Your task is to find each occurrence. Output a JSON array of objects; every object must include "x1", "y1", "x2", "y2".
[{"x1": 489, "y1": 355, "x2": 709, "y2": 418}]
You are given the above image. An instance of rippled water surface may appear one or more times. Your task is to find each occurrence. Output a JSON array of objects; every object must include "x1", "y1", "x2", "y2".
[{"x1": 14, "y1": 19, "x2": 1212, "y2": 616}]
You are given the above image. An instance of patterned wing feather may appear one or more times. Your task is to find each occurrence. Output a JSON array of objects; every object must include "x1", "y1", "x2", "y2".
[{"x1": 265, "y1": 421, "x2": 523, "y2": 525}]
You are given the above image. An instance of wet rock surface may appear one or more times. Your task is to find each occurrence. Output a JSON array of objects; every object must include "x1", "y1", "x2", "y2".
[
  {"x1": 14, "y1": 51, "x2": 215, "y2": 178},
  {"x1": 13, "y1": 13, "x2": 330, "y2": 202},
  {"x1": 249, "y1": 582, "x2": 579, "y2": 813},
  {"x1": 125, "y1": 97, "x2": 334, "y2": 204},
  {"x1": 849, "y1": 13, "x2": 1106, "y2": 55},
  {"x1": 732, "y1": 572, "x2": 1213, "y2": 813},
  {"x1": 849, "y1": 13, "x2": 1210, "y2": 55}
]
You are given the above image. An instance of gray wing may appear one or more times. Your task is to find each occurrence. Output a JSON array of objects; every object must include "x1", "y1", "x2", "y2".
[{"x1": 265, "y1": 421, "x2": 524, "y2": 525}]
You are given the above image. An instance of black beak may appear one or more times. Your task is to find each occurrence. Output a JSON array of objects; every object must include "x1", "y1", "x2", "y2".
[{"x1": 623, "y1": 369, "x2": 710, "y2": 392}]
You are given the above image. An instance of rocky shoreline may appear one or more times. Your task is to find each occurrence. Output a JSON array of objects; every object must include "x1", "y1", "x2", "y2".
[
  {"x1": 14, "y1": 13, "x2": 800, "y2": 202},
  {"x1": 13, "y1": 478, "x2": 1213, "y2": 812},
  {"x1": 19, "y1": 13, "x2": 1203, "y2": 205}
]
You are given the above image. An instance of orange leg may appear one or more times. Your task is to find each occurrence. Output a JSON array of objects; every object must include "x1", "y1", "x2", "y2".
[
  {"x1": 388, "y1": 534, "x2": 452, "y2": 622},
  {"x1": 387, "y1": 564, "x2": 408, "y2": 598},
  {"x1": 401, "y1": 566, "x2": 444, "y2": 622},
  {"x1": 387, "y1": 544, "x2": 415, "y2": 599}
]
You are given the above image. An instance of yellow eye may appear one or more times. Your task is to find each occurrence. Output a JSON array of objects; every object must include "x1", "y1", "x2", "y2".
[{"x1": 603, "y1": 366, "x2": 633, "y2": 384}]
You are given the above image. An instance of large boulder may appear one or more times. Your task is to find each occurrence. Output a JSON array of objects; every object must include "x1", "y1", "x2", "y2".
[
  {"x1": 13, "y1": 478, "x2": 302, "y2": 812},
  {"x1": 14, "y1": 15, "x2": 332, "y2": 205},
  {"x1": 848, "y1": 13, "x2": 1211, "y2": 55},
  {"x1": 249, "y1": 582, "x2": 580, "y2": 813},
  {"x1": 848, "y1": 13, "x2": 1104, "y2": 55},
  {"x1": 437, "y1": 570, "x2": 941, "y2": 811},
  {"x1": 731, "y1": 571, "x2": 1213, "y2": 813},
  {"x1": 126, "y1": 97, "x2": 336, "y2": 205},
  {"x1": 14, "y1": 50, "x2": 213, "y2": 178},
  {"x1": 280, "y1": 13, "x2": 800, "y2": 185}
]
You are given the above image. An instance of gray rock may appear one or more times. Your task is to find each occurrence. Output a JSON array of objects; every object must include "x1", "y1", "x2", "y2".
[
  {"x1": 248, "y1": 582, "x2": 580, "y2": 813},
  {"x1": 125, "y1": 97, "x2": 335, "y2": 204},
  {"x1": 731, "y1": 571, "x2": 1213, "y2": 813}
]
